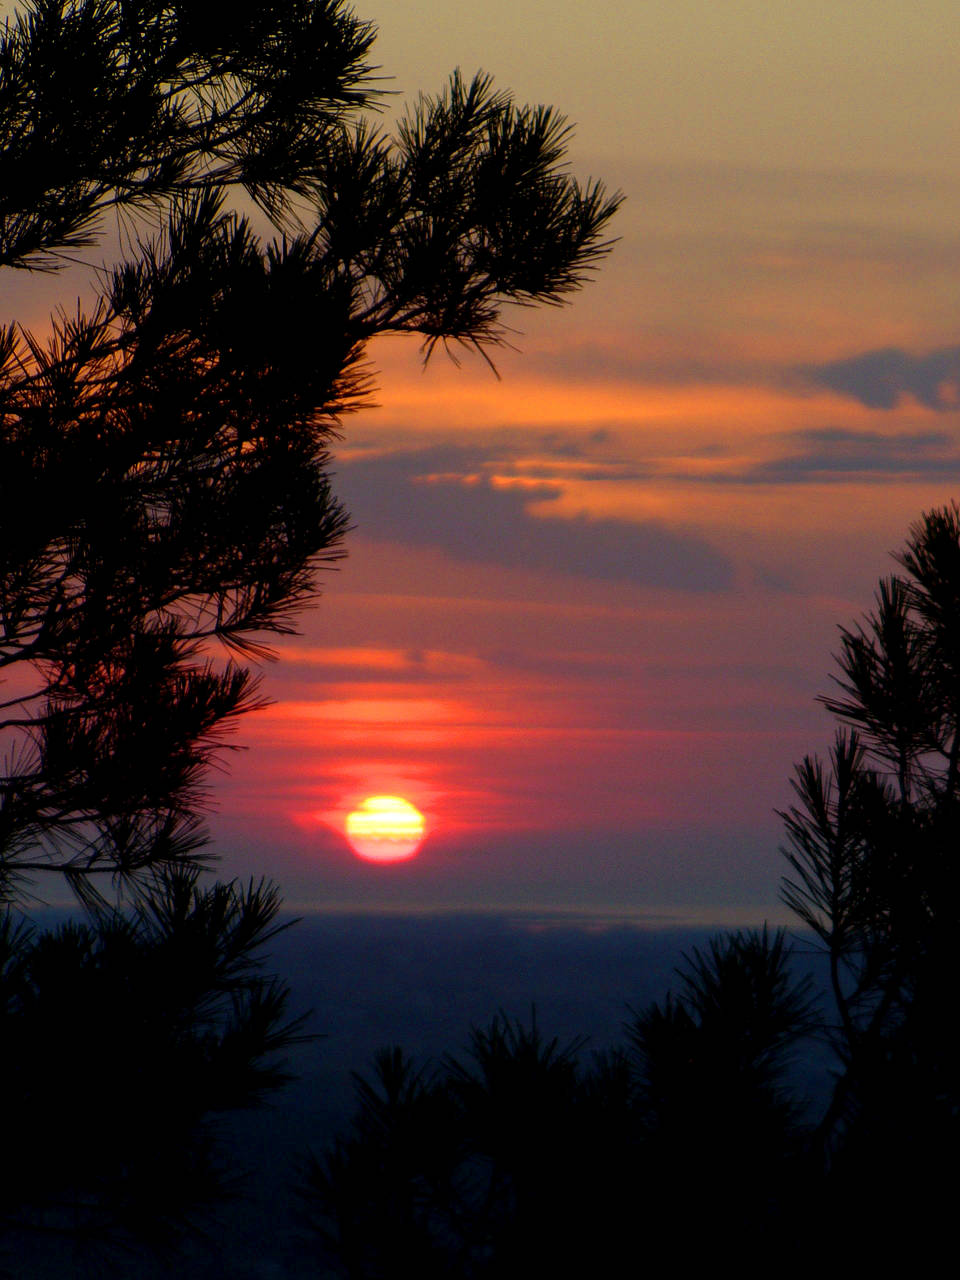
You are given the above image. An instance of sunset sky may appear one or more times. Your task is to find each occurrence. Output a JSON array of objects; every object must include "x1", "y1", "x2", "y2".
[{"x1": 11, "y1": 2, "x2": 960, "y2": 921}]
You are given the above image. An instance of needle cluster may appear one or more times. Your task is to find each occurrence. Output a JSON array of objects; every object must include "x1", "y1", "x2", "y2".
[
  {"x1": 0, "y1": 1, "x2": 620, "y2": 906},
  {"x1": 0, "y1": 1, "x2": 619, "y2": 1258}
]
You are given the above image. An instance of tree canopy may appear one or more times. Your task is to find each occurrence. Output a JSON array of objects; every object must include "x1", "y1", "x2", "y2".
[
  {"x1": 0, "y1": 1, "x2": 620, "y2": 1258},
  {"x1": 779, "y1": 502, "x2": 960, "y2": 1212},
  {"x1": 0, "y1": 869, "x2": 309, "y2": 1257},
  {"x1": 0, "y1": 0, "x2": 621, "y2": 908}
]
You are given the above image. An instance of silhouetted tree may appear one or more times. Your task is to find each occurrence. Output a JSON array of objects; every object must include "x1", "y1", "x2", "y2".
[
  {"x1": 300, "y1": 1012, "x2": 639, "y2": 1279},
  {"x1": 304, "y1": 1046, "x2": 461, "y2": 1278},
  {"x1": 780, "y1": 502, "x2": 960, "y2": 1230},
  {"x1": 306, "y1": 943, "x2": 817, "y2": 1275},
  {"x1": 625, "y1": 508, "x2": 960, "y2": 1241},
  {"x1": 625, "y1": 927, "x2": 816, "y2": 1246},
  {"x1": 1, "y1": 0, "x2": 619, "y2": 1259},
  {"x1": 0, "y1": 866, "x2": 306, "y2": 1261},
  {"x1": 1, "y1": 1, "x2": 620, "y2": 906}
]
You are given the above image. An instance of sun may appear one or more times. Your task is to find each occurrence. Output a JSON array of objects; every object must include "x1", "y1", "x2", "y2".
[{"x1": 345, "y1": 796, "x2": 426, "y2": 863}]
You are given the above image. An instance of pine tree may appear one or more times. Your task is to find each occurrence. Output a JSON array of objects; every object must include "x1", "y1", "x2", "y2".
[
  {"x1": 0, "y1": 0, "x2": 619, "y2": 1254},
  {"x1": 780, "y1": 503, "x2": 960, "y2": 1227},
  {"x1": 1, "y1": 2, "x2": 619, "y2": 905}
]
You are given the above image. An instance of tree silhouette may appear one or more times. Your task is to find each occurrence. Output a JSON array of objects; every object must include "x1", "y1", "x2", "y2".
[
  {"x1": 1, "y1": 1, "x2": 620, "y2": 906},
  {"x1": 300, "y1": 1012, "x2": 635, "y2": 1278},
  {"x1": 0, "y1": 0, "x2": 619, "y2": 1258},
  {"x1": 629, "y1": 508, "x2": 960, "y2": 1239},
  {"x1": 0, "y1": 867, "x2": 307, "y2": 1259},
  {"x1": 779, "y1": 502, "x2": 960, "y2": 1230},
  {"x1": 626, "y1": 508, "x2": 960, "y2": 1238},
  {"x1": 625, "y1": 927, "x2": 816, "y2": 1247},
  {"x1": 0, "y1": 0, "x2": 378, "y2": 271}
]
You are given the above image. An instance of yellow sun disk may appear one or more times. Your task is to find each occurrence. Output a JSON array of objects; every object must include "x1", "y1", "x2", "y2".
[{"x1": 345, "y1": 796, "x2": 425, "y2": 863}]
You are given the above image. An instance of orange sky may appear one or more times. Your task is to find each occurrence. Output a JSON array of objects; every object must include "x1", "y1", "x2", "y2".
[
  {"x1": 217, "y1": 1, "x2": 960, "y2": 915},
  {"x1": 6, "y1": 1, "x2": 960, "y2": 920}
]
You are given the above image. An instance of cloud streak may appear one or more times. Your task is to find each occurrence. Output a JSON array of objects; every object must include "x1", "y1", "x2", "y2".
[
  {"x1": 742, "y1": 427, "x2": 960, "y2": 484},
  {"x1": 333, "y1": 444, "x2": 734, "y2": 592}
]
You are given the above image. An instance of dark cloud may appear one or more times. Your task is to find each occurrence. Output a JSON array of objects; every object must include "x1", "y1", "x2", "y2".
[
  {"x1": 333, "y1": 445, "x2": 734, "y2": 592},
  {"x1": 748, "y1": 426, "x2": 960, "y2": 483},
  {"x1": 528, "y1": 427, "x2": 615, "y2": 456},
  {"x1": 804, "y1": 346, "x2": 960, "y2": 410},
  {"x1": 650, "y1": 426, "x2": 960, "y2": 487},
  {"x1": 347, "y1": 429, "x2": 616, "y2": 463}
]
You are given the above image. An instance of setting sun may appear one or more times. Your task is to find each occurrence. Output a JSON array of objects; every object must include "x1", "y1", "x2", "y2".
[{"x1": 345, "y1": 796, "x2": 426, "y2": 863}]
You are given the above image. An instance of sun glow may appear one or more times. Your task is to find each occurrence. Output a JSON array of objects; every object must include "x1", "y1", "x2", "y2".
[{"x1": 345, "y1": 795, "x2": 426, "y2": 863}]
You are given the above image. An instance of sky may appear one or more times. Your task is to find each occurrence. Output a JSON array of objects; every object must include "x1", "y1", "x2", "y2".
[{"x1": 8, "y1": 2, "x2": 960, "y2": 921}]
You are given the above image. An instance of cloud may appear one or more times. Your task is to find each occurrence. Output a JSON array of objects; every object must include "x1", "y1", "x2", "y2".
[
  {"x1": 275, "y1": 645, "x2": 487, "y2": 684},
  {"x1": 747, "y1": 426, "x2": 960, "y2": 483},
  {"x1": 346, "y1": 429, "x2": 618, "y2": 465},
  {"x1": 644, "y1": 425, "x2": 960, "y2": 487},
  {"x1": 803, "y1": 346, "x2": 960, "y2": 410},
  {"x1": 332, "y1": 445, "x2": 734, "y2": 592}
]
